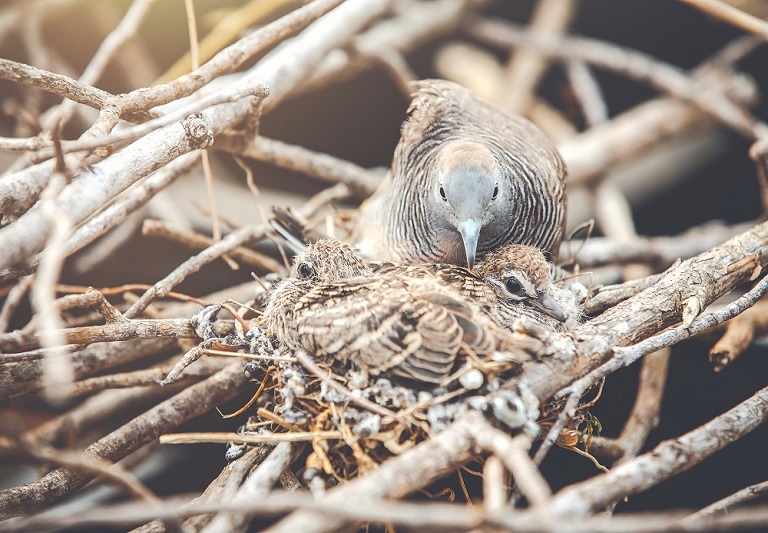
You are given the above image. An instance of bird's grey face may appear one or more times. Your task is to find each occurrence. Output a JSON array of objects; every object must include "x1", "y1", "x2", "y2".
[
  {"x1": 488, "y1": 268, "x2": 567, "y2": 323},
  {"x1": 434, "y1": 141, "x2": 505, "y2": 269}
]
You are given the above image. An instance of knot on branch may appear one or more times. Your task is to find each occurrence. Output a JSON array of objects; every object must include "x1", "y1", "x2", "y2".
[
  {"x1": 246, "y1": 82, "x2": 270, "y2": 100},
  {"x1": 182, "y1": 113, "x2": 214, "y2": 149}
]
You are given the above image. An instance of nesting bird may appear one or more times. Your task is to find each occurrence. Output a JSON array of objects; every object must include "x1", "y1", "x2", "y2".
[
  {"x1": 374, "y1": 243, "x2": 579, "y2": 333},
  {"x1": 352, "y1": 79, "x2": 567, "y2": 268},
  {"x1": 263, "y1": 239, "x2": 578, "y2": 384},
  {"x1": 263, "y1": 238, "x2": 372, "y2": 347}
]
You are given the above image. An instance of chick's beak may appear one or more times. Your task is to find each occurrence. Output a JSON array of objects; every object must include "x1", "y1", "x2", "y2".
[
  {"x1": 459, "y1": 219, "x2": 481, "y2": 269},
  {"x1": 532, "y1": 291, "x2": 567, "y2": 322}
]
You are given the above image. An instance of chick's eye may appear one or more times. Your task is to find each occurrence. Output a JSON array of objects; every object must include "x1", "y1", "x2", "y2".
[
  {"x1": 439, "y1": 186, "x2": 447, "y2": 201},
  {"x1": 492, "y1": 185, "x2": 499, "y2": 199},
  {"x1": 505, "y1": 277, "x2": 522, "y2": 294},
  {"x1": 297, "y1": 263, "x2": 315, "y2": 279}
]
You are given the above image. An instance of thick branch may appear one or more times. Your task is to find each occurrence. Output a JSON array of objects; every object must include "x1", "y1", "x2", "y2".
[
  {"x1": 549, "y1": 385, "x2": 768, "y2": 516},
  {"x1": 0, "y1": 362, "x2": 248, "y2": 518}
]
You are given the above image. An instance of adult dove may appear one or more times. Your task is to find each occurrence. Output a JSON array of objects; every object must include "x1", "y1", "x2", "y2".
[{"x1": 352, "y1": 79, "x2": 566, "y2": 268}]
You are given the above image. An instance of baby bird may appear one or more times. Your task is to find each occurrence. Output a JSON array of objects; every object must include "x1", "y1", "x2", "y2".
[
  {"x1": 374, "y1": 244, "x2": 579, "y2": 333},
  {"x1": 352, "y1": 79, "x2": 567, "y2": 268},
  {"x1": 263, "y1": 238, "x2": 372, "y2": 348},
  {"x1": 293, "y1": 275, "x2": 494, "y2": 383},
  {"x1": 475, "y1": 245, "x2": 581, "y2": 333},
  {"x1": 263, "y1": 240, "x2": 577, "y2": 385}
]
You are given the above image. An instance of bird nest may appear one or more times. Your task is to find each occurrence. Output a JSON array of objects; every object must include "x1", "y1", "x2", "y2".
[{"x1": 165, "y1": 274, "x2": 600, "y2": 491}]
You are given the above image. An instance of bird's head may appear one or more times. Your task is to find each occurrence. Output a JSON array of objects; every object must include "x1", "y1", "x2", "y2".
[
  {"x1": 477, "y1": 244, "x2": 566, "y2": 323},
  {"x1": 434, "y1": 140, "x2": 506, "y2": 269},
  {"x1": 291, "y1": 238, "x2": 370, "y2": 283}
]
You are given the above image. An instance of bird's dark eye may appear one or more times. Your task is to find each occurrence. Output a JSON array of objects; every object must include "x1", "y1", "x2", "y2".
[
  {"x1": 492, "y1": 185, "x2": 499, "y2": 199},
  {"x1": 439, "y1": 186, "x2": 447, "y2": 201},
  {"x1": 505, "y1": 277, "x2": 522, "y2": 294},
  {"x1": 297, "y1": 263, "x2": 315, "y2": 279}
]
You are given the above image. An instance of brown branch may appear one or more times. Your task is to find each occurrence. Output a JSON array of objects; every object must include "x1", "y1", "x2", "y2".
[
  {"x1": 142, "y1": 219, "x2": 283, "y2": 273},
  {"x1": 214, "y1": 134, "x2": 384, "y2": 198},
  {"x1": 549, "y1": 385, "x2": 768, "y2": 516},
  {"x1": 202, "y1": 442, "x2": 292, "y2": 533},
  {"x1": 680, "y1": 0, "x2": 768, "y2": 39},
  {"x1": 265, "y1": 410, "x2": 482, "y2": 533},
  {"x1": 0, "y1": 0, "x2": 393, "y2": 271},
  {"x1": 564, "y1": 221, "x2": 754, "y2": 269},
  {"x1": 120, "y1": 0, "x2": 346, "y2": 114},
  {"x1": 0, "y1": 282, "x2": 257, "y2": 401},
  {"x1": 124, "y1": 224, "x2": 269, "y2": 318},
  {"x1": 468, "y1": 17, "x2": 768, "y2": 139},
  {"x1": 0, "y1": 57, "x2": 111, "y2": 112},
  {"x1": 0, "y1": 317, "x2": 199, "y2": 353},
  {"x1": 500, "y1": 0, "x2": 578, "y2": 113},
  {"x1": 687, "y1": 480, "x2": 768, "y2": 520},
  {"x1": 8, "y1": 490, "x2": 768, "y2": 533},
  {"x1": 613, "y1": 348, "x2": 670, "y2": 463},
  {"x1": 583, "y1": 270, "x2": 671, "y2": 315},
  {"x1": 709, "y1": 300, "x2": 768, "y2": 371},
  {"x1": 0, "y1": 361, "x2": 248, "y2": 519},
  {"x1": 561, "y1": 272, "x2": 768, "y2": 403}
]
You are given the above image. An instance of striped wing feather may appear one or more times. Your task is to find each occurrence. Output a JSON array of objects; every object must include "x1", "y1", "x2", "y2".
[{"x1": 295, "y1": 279, "x2": 465, "y2": 383}]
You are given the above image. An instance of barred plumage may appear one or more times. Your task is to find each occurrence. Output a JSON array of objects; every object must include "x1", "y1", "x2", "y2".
[
  {"x1": 263, "y1": 240, "x2": 579, "y2": 384},
  {"x1": 352, "y1": 79, "x2": 567, "y2": 268}
]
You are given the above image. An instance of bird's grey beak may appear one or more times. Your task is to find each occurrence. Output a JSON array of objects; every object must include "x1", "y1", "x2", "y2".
[
  {"x1": 459, "y1": 219, "x2": 481, "y2": 269},
  {"x1": 532, "y1": 291, "x2": 567, "y2": 322}
]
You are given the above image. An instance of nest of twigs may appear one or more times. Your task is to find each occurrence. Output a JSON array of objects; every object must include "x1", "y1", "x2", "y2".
[{"x1": 3, "y1": 1, "x2": 768, "y2": 532}]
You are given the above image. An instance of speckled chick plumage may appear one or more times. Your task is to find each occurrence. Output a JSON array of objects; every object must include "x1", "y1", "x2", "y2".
[{"x1": 263, "y1": 240, "x2": 578, "y2": 385}]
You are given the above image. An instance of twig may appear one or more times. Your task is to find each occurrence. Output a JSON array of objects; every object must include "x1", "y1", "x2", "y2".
[
  {"x1": 531, "y1": 392, "x2": 580, "y2": 471},
  {"x1": 0, "y1": 434, "x2": 183, "y2": 533},
  {"x1": 474, "y1": 424, "x2": 552, "y2": 508},
  {"x1": 0, "y1": 0, "x2": 393, "y2": 271},
  {"x1": 614, "y1": 348, "x2": 670, "y2": 462},
  {"x1": 142, "y1": 219, "x2": 283, "y2": 273},
  {"x1": 0, "y1": 339, "x2": 177, "y2": 403},
  {"x1": 31, "y1": 133, "x2": 73, "y2": 404},
  {"x1": 43, "y1": 0, "x2": 159, "y2": 130},
  {"x1": 38, "y1": 83, "x2": 267, "y2": 160},
  {"x1": 0, "y1": 437, "x2": 161, "y2": 507},
  {"x1": 583, "y1": 269, "x2": 671, "y2": 315},
  {"x1": 549, "y1": 384, "x2": 768, "y2": 516},
  {"x1": 0, "y1": 283, "x2": 256, "y2": 401},
  {"x1": 500, "y1": 0, "x2": 578, "y2": 113},
  {"x1": 301, "y1": 0, "x2": 466, "y2": 94},
  {"x1": 566, "y1": 221, "x2": 754, "y2": 269},
  {"x1": 0, "y1": 361, "x2": 248, "y2": 519},
  {"x1": 560, "y1": 273, "x2": 768, "y2": 401},
  {"x1": 8, "y1": 495, "x2": 768, "y2": 533},
  {"x1": 155, "y1": 0, "x2": 302, "y2": 84},
  {"x1": 295, "y1": 350, "x2": 398, "y2": 419},
  {"x1": 29, "y1": 385, "x2": 182, "y2": 446},
  {"x1": 160, "y1": 431, "x2": 347, "y2": 445},
  {"x1": 686, "y1": 480, "x2": 768, "y2": 520},
  {"x1": 0, "y1": 58, "x2": 112, "y2": 112},
  {"x1": 124, "y1": 224, "x2": 267, "y2": 318},
  {"x1": 709, "y1": 300, "x2": 768, "y2": 371},
  {"x1": 469, "y1": 17, "x2": 768, "y2": 139},
  {"x1": 214, "y1": 134, "x2": 383, "y2": 198},
  {"x1": 0, "y1": 317, "x2": 200, "y2": 353},
  {"x1": 264, "y1": 410, "x2": 483, "y2": 533},
  {"x1": 566, "y1": 61, "x2": 609, "y2": 126},
  {"x1": 0, "y1": 275, "x2": 33, "y2": 332},
  {"x1": 680, "y1": 0, "x2": 768, "y2": 39},
  {"x1": 201, "y1": 441, "x2": 291, "y2": 533}
]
